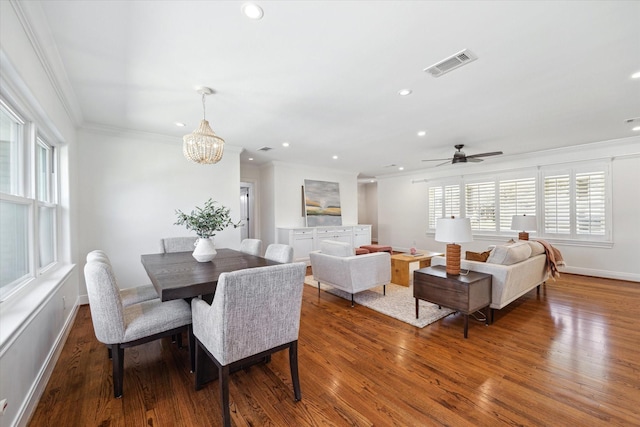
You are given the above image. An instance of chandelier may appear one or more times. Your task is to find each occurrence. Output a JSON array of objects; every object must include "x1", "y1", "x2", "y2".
[{"x1": 183, "y1": 87, "x2": 225, "y2": 164}]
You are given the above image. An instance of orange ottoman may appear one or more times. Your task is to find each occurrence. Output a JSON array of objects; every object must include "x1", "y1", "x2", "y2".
[
  {"x1": 355, "y1": 247, "x2": 370, "y2": 255},
  {"x1": 360, "y1": 244, "x2": 392, "y2": 253}
]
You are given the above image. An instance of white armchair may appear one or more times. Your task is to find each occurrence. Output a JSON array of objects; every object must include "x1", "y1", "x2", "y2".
[{"x1": 309, "y1": 240, "x2": 391, "y2": 307}]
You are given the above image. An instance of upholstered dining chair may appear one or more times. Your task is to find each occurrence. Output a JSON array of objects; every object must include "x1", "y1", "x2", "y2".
[
  {"x1": 84, "y1": 259, "x2": 193, "y2": 398},
  {"x1": 264, "y1": 243, "x2": 294, "y2": 263},
  {"x1": 239, "y1": 238, "x2": 262, "y2": 256},
  {"x1": 159, "y1": 236, "x2": 198, "y2": 253},
  {"x1": 86, "y1": 250, "x2": 158, "y2": 306},
  {"x1": 191, "y1": 262, "x2": 307, "y2": 427}
]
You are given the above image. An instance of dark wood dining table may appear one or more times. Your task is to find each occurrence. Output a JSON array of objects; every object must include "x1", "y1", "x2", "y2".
[{"x1": 141, "y1": 248, "x2": 280, "y2": 302}]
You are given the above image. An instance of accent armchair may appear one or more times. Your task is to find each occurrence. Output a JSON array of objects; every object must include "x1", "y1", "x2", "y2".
[
  {"x1": 309, "y1": 240, "x2": 391, "y2": 307},
  {"x1": 84, "y1": 259, "x2": 193, "y2": 398},
  {"x1": 191, "y1": 262, "x2": 307, "y2": 427}
]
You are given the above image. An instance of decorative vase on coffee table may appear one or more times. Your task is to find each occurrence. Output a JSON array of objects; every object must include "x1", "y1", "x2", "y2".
[{"x1": 193, "y1": 237, "x2": 217, "y2": 262}]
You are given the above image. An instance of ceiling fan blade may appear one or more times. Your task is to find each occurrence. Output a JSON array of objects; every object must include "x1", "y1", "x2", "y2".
[
  {"x1": 421, "y1": 157, "x2": 453, "y2": 162},
  {"x1": 435, "y1": 160, "x2": 452, "y2": 167},
  {"x1": 466, "y1": 151, "x2": 503, "y2": 159},
  {"x1": 468, "y1": 157, "x2": 483, "y2": 163}
]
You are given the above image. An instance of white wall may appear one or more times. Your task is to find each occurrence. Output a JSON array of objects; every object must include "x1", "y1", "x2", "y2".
[
  {"x1": 77, "y1": 128, "x2": 243, "y2": 291},
  {"x1": 358, "y1": 182, "x2": 379, "y2": 242},
  {"x1": 0, "y1": 3, "x2": 79, "y2": 427},
  {"x1": 268, "y1": 162, "x2": 358, "y2": 241},
  {"x1": 378, "y1": 138, "x2": 640, "y2": 281}
]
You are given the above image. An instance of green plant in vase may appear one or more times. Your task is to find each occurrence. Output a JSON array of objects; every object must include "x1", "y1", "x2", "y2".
[{"x1": 175, "y1": 199, "x2": 241, "y2": 261}]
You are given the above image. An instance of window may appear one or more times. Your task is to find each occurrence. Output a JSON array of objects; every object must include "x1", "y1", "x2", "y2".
[
  {"x1": 0, "y1": 99, "x2": 59, "y2": 300},
  {"x1": 465, "y1": 181, "x2": 495, "y2": 231},
  {"x1": 426, "y1": 162, "x2": 609, "y2": 244}
]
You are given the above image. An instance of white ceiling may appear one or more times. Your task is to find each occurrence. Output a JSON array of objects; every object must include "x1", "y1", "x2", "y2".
[{"x1": 29, "y1": 1, "x2": 640, "y2": 177}]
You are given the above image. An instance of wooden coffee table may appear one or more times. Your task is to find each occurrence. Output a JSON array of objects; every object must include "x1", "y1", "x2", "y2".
[{"x1": 390, "y1": 251, "x2": 443, "y2": 287}]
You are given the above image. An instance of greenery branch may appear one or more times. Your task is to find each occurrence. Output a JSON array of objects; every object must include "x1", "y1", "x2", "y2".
[{"x1": 174, "y1": 199, "x2": 241, "y2": 239}]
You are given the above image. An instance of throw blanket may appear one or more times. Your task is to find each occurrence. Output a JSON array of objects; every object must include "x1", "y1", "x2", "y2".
[{"x1": 535, "y1": 239, "x2": 565, "y2": 280}]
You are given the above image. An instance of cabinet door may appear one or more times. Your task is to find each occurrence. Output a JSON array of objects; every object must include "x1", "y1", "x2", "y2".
[
  {"x1": 353, "y1": 225, "x2": 371, "y2": 247},
  {"x1": 292, "y1": 231, "x2": 314, "y2": 261}
]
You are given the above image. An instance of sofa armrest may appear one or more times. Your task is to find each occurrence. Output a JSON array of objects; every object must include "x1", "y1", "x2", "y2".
[{"x1": 310, "y1": 251, "x2": 390, "y2": 293}]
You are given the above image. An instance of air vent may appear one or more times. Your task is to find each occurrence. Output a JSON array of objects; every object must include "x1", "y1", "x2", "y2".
[
  {"x1": 258, "y1": 146, "x2": 273, "y2": 151},
  {"x1": 625, "y1": 117, "x2": 640, "y2": 123},
  {"x1": 424, "y1": 49, "x2": 478, "y2": 77}
]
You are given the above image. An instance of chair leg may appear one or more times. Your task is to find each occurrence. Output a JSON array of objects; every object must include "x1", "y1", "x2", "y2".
[
  {"x1": 351, "y1": 294, "x2": 354, "y2": 307},
  {"x1": 383, "y1": 284, "x2": 386, "y2": 296},
  {"x1": 176, "y1": 332, "x2": 183, "y2": 348},
  {"x1": 195, "y1": 339, "x2": 204, "y2": 390},
  {"x1": 289, "y1": 341, "x2": 302, "y2": 401},
  {"x1": 317, "y1": 281, "x2": 320, "y2": 295},
  {"x1": 219, "y1": 365, "x2": 231, "y2": 427},
  {"x1": 112, "y1": 344, "x2": 125, "y2": 398},
  {"x1": 107, "y1": 346, "x2": 112, "y2": 359},
  {"x1": 188, "y1": 325, "x2": 195, "y2": 373}
]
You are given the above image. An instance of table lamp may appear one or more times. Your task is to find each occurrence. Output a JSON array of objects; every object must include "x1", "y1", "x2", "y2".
[
  {"x1": 435, "y1": 216, "x2": 473, "y2": 275},
  {"x1": 511, "y1": 214, "x2": 537, "y2": 240}
]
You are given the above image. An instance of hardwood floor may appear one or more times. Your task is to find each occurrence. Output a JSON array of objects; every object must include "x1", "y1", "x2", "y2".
[{"x1": 29, "y1": 274, "x2": 640, "y2": 426}]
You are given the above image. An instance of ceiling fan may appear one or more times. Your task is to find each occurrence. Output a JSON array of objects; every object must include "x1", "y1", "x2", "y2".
[{"x1": 422, "y1": 144, "x2": 503, "y2": 166}]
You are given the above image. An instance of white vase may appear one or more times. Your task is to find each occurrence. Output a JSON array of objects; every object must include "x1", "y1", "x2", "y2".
[{"x1": 192, "y1": 237, "x2": 217, "y2": 262}]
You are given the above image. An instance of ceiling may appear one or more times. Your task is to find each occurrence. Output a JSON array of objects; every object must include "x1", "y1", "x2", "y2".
[{"x1": 27, "y1": 1, "x2": 640, "y2": 178}]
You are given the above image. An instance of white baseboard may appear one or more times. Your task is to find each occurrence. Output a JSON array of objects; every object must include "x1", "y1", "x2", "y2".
[
  {"x1": 16, "y1": 301, "x2": 79, "y2": 427},
  {"x1": 560, "y1": 266, "x2": 640, "y2": 283}
]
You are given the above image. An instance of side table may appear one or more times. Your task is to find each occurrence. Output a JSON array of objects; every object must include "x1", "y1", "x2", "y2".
[{"x1": 414, "y1": 265, "x2": 491, "y2": 338}]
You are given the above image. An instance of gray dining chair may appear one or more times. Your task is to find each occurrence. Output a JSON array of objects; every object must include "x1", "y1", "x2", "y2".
[
  {"x1": 191, "y1": 262, "x2": 306, "y2": 427},
  {"x1": 160, "y1": 236, "x2": 198, "y2": 253},
  {"x1": 264, "y1": 243, "x2": 294, "y2": 263},
  {"x1": 84, "y1": 259, "x2": 194, "y2": 398},
  {"x1": 86, "y1": 250, "x2": 158, "y2": 307},
  {"x1": 239, "y1": 238, "x2": 262, "y2": 256}
]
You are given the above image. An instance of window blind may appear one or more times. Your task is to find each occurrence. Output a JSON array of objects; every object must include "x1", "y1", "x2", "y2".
[{"x1": 465, "y1": 181, "x2": 495, "y2": 231}]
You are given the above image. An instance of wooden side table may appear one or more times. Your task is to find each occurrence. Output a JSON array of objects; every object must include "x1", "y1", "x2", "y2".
[
  {"x1": 413, "y1": 265, "x2": 491, "y2": 338},
  {"x1": 390, "y1": 251, "x2": 443, "y2": 287}
]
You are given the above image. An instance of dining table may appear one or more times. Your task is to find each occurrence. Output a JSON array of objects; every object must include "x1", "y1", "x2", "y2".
[{"x1": 141, "y1": 248, "x2": 280, "y2": 302}]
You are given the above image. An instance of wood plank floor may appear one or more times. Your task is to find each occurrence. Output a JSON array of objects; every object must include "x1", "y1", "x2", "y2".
[{"x1": 29, "y1": 274, "x2": 640, "y2": 426}]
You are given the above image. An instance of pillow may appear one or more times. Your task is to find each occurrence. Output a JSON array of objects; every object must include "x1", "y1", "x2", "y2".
[
  {"x1": 486, "y1": 241, "x2": 532, "y2": 265},
  {"x1": 320, "y1": 240, "x2": 354, "y2": 257},
  {"x1": 465, "y1": 250, "x2": 492, "y2": 262},
  {"x1": 525, "y1": 240, "x2": 545, "y2": 257}
]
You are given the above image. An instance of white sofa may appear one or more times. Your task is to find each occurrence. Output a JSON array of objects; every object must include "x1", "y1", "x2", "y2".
[
  {"x1": 309, "y1": 240, "x2": 391, "y2": 307},
  {"x1": 430, "y1": 240, "x2": 549, "y2": 321}
]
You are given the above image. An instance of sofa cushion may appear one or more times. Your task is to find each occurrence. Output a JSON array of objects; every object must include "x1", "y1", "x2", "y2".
[
  {"x1": 320, "y1": 240, "x2": 354, "y2": 257},
  {"x1": 465, "y1": 250, "x2": 492, "y2": 262},
  {"x1": 525, "y1": 240, "x2": 545, "y2": 257},
  {"x1": 487, "y1": 241, "x2": 532, "y2": 265}
]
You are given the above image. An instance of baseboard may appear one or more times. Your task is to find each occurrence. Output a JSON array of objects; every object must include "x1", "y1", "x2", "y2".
[
  {"x1": 16, "y1": 301, "x2": 79, "y2": 427},
  {"x1": 561, "y1": 266, "x2": 640, "y2": 283}
]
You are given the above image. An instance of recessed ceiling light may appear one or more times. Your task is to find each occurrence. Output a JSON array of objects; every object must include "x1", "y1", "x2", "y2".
[
  {"x1": 417, "y1": 131, "x2": 426, "y2": 137},
  {"x1": 175, "y1": 122, "x2": 186, "y2": 127},
  {"x1": 370, "y1": 179, "x2": 375, "y2": 183},
  {"x1": 282, "y1": 142, "x2": 290, "y2": 147},
  {"x1": 631, "y1": 71, "x2": 640, "y2": 79},
  {"x1": 398, "y1": 166, "x2": 404, "y2": 171},
  {"x1": 248, "y1": 157, "x2": 254, "y2": 161},
  {"x1": 633, "y1": 126, "x2": 640, "y2": 131},
  {"x1": 332, "y1": 155, "x2": 338, "y2": 160},
  {"x1": 398, "y1": 89, "x2": 412, "y2": 96},
  {"x1": 242, "y1": 3, "x2": 263, "y2": 20}
]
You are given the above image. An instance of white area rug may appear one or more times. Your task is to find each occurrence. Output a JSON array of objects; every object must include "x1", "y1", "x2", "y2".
[{"x1": 304, "y1": 276, "x2": 455, "y2": 328}]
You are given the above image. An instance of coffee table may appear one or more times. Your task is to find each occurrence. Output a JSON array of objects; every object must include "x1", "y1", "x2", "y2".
[{"x1": 390, "y1": 251, "x2": 443, "y2": 287}]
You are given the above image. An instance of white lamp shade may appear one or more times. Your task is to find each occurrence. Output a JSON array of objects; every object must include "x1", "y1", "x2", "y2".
[
  {"x1": 511, "y1": 215, "x2": 537, "y2": 231},
  {"x1": 435, "y1": 217, "x2": 473, "y2": 243}
]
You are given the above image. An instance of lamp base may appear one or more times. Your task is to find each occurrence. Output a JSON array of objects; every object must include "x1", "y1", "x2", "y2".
[
  {"x1": 518, "y1": 231, "x2": 529, "y2": 241},
  {"x1": 445, "y1": 243, "x2": 461, "y2": 275}
]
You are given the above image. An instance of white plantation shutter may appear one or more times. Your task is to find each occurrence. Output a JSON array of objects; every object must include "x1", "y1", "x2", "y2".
[
  {"x1": 499, "y1": 177, "x2": 536, "y2": 231},
  {"x1": 544, "y1": 174, "x2": 571, "y2": 234},
  {"x1": 428, "y1": 184, "x2": 460, "y2": 229},
  {"x1": 576, "y1": 171, "x2": 605, "y2": 235},
  {"x1": 465, "y1": 181, "x2": 495, "y2": 231}
]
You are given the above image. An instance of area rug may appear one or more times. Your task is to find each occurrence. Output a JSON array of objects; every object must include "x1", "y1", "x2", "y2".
[{"x1": 304, "y1": 276, "x2": 455, "y2": 328}]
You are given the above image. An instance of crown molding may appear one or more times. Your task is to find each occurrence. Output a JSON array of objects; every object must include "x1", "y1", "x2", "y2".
[{"x1": 10, "y1": 0, "x2": 84, "y2": 126}]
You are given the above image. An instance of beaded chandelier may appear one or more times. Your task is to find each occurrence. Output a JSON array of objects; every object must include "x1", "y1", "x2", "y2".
[{"x1": 183, "y1": 87, "x2": 225, "y2": 164}]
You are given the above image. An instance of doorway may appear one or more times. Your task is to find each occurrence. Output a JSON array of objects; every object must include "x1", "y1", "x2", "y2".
[{"x1": 240, "y1": 182, "x2": 255, "y2": 240}]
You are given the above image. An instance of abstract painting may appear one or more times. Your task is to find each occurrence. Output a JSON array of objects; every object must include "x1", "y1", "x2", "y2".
[{"x1": 304, "y1": 179, "x2": 342, "y2": 226}]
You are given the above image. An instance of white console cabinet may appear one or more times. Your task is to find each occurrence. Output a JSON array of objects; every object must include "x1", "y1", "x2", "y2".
[{"x1": 277, "y1": 225, "x2": 371, "y2": 263}]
